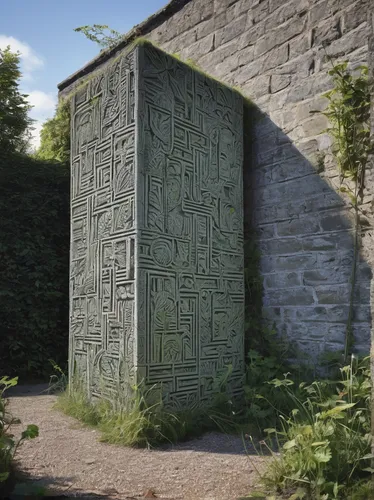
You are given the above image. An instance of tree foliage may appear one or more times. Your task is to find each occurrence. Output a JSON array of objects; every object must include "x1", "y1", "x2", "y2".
[
  {"x1": 0, "y1": 47, "x2": 32, "y2": 153},
  {"x1": 36, "y1": 99, "x2": 70, "y2": 163},
  {"x1": 74, "y1": 24, "x2": 122, "y2": 49}
]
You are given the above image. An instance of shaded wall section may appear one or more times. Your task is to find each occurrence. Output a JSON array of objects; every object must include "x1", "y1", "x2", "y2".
[{"x1": 69, "y1": 43, "x2": 245, "y2": 406}]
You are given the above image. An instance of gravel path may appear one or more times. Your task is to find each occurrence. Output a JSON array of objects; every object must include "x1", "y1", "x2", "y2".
[{"x1": 8, "y1": 386, "x2": 263, "y2": 499}]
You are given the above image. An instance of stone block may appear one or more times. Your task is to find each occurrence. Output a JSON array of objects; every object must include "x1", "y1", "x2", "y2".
[
  {"x1": 354, "y1": 306, "x2": 371, "y2": 323},
  {"x1": 183, "y1": 32, "x2": 215, "y2": 60},
  {"x1": 251, "y1": 0, "x2": 269, "y2": 24},
  {"x1": 301, "y1": 233, "x2": 348, "y2": 251},
  {"x1": 264, "y1": 287, "x2": 315, "y2": 306},
  {"x1": 263, "y1": 44, "x2": 289, "y2": 71},
  {"x1": 343, "y1": 2, "x2": 368, "y2": 32},
  {"x1": 315, "y1": 284, "x2": 350, "y2": 304},
  {"x1": 277, "y1": 216, "x2": 321, "y2": 237},
  {"x1": 254, "y1": 15, "x2": 307, "y2": 57},
  {"x1": 320, "y1": 212, "x2": 353, "y2": 231},
  {"x1": 196, "y1": 18, "x2": 215, "y2": 40},
  {"x1": 69, "y1": 43, "x2": 245, "y2": 408},
  {"x1": 237, "y1": 45, "x2": 255, "y2": 66},
  {"x1": 215, "y1": 14, "x2": 248, "y2": 46},
  {"x1": 271, "y1": 74, "x2": 291, "y2": 93},
  {"x1": 311, "y1": 17, "x2": 343, "y2": 47},
  {"x1": 257, "y1": 223, "x2": 276, "y2": 239},
  {"x1": 301, "y1": 114, "x2": 330, "y2": 137},
  {"x1": 294, "y1": 305, "x2": 350, "y2": 323},
  {"x1": 241, "y1": 74, "x2": 270, "y2": 99},
  {"x1": 325, "y1": 24, "x2": 367, "y2": 58},
  {"x1": 264, "y1": 271, "x2": 302, "y2": 288},
  {"x1": 260, "y1": 238, "x2": 303, "y2": 256},
  {"x1": 303, "y1": 268, "x2": 352, "y2": 286},
  {"x1": 289, "y1": 32, "x2": 311, "y2": 58},
  {"x1": 261, "y1": 254, "x2": 317, "y2": 273},
  {"x1": 237, "y1": 22, "x2": 267, "y2": 51},
  {"x1": 198, "y1": 40, "x2": 238, "y2": 69}
]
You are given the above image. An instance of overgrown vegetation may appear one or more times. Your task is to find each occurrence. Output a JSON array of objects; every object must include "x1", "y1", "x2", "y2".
[
  {"x1": 0, "y1": 46, "x2": 70, "y2": 380},
  {"x1": 36, "y1": 99, "x2": 70, "y2": 163},
  {"x1": 0, "y1": 152, "x2": 69, "y2": 379},
  {"x1": 321, "y1": 62, "x2": 372, "y2": 361},
  {"x1": 246, "y1": 357, "x2": 372, "y2": 499},
  {"x1": 56, "y1": 374, "x2": 237, "y2": 448},
  {"x1": 240, "y1": 61, "x2": 373, "y2": 500},
  {"x1": 0, "y1": 377, "x2": 39, "y2": 497}
]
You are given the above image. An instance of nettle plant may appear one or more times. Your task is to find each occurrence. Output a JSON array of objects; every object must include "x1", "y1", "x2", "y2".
[{"x1": 321, "y1": 62, "x2": 372, "y2": 360}]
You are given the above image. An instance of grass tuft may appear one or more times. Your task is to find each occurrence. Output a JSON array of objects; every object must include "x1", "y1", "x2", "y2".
[{"x1": 55, "y1": 377, "x2": 239, "y2": 448}]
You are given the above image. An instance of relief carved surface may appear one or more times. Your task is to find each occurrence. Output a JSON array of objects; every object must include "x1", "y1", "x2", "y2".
[
  {"x1": 136, "y1": 45, "x2": 245, "y2": 409},
  {"x1": 70, "y1": 50, "x2": 137, "y2": 401},
  {"x1": 69, "y1": 43, "x2": 244, "y2": 407}
]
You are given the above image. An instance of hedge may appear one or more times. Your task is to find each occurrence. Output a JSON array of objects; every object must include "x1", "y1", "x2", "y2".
[{"x1": 0, "y1": 152, "x2": 69, "y2": 380}]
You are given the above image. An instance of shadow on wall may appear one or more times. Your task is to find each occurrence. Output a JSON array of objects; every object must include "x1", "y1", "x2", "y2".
[{"x1": 243, "y1": 102, "x2": 371, "y2": 364}]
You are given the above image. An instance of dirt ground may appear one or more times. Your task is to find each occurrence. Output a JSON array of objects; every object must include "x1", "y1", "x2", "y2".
[{"x1": 7, "y1": 385, "x2": 265, "y2": 500}]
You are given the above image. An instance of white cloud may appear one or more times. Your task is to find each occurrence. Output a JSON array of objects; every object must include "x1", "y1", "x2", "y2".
[
  {"x1": 0, "y1": 35, "x2": 44, "y2": 80},
  {"x1": 29, "y1": 122, "x2": 43, "y2": 151},
  {"x1": 27, "y1": 91, "x2": 57, "y2": 150},
  {"x1": 28, "y1": 90, "x2": 56, "y2": 118}
]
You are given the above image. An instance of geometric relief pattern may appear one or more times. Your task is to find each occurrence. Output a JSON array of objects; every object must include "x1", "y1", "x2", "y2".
[
  {"x1": 69, "y1": 42, "x2": 244, "y2": 408},
  {"x1": 70, "y1": 49, "x2": 136, "y2": 401},
  {"x1": 136, "y1": 45, "x2": 244, "y2": 409}
]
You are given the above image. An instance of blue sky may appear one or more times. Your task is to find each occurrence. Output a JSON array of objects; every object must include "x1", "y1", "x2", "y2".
[{"x1": 1, "y1": 0, "x2": 167, "y2": 148}]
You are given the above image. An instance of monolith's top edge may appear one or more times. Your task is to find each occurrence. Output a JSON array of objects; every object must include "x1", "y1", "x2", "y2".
[{"x1": 57, "y1": 0, "x2": 193, "y2": 93}]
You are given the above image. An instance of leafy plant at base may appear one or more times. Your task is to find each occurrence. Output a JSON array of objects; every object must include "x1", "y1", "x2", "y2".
[
  {"x1": 0, "y1": 376, "x2": 39, "y2": 492},
  {"x1": 247, "y1": 357, "x2": 372, "y2": 499},
  {"x1": 47, "y1": 360, "x2": 69, "y2": 394}
]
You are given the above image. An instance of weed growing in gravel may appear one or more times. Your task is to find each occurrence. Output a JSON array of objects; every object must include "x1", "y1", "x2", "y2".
[{"x1": 55, "y1": 378, "x2": 103, "y2": 426}]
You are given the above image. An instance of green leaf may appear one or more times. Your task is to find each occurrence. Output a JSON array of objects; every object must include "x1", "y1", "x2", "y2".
[
  {"x1": 283, "y1": 438, "x2": 297, "y2": 450},
  {"x1": 314, "y1": 448, "x2": 332, "y2": 463},
  {"x1": 0, "y1": 472, "x2": 10, "y2": 482},
  {"x1": 21, "y1": 424, "x2": 39, "y2": 440}
]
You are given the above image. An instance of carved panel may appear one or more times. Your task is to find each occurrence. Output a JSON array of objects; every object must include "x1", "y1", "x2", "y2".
[
  {"x1": 70, "y1": 50, "x2": 137, "y2": 401},
  {"x1": 69, "y1": 43, "x2": 244, "y2": 407},
  {"x1": 136, "y1": 45, "x2": 244, "y2": 409}
]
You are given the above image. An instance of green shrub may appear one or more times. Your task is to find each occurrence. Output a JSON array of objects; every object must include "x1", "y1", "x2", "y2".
[
  {"x1": 248, "y1": 357, "x2": 371, "y2": 500},
  {"x1": 0, "y1": 152, "x2": 69, "y2": 379}
]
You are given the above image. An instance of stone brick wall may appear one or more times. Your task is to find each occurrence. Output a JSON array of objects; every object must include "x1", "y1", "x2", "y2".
[{"x1": 59, "y1": 0, "x2": 372, "y2": 360}]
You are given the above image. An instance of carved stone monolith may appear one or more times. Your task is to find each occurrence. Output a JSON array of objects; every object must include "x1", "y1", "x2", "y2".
[{"x1": 69, "y1": 42, "x2": 244, "y2": 408}]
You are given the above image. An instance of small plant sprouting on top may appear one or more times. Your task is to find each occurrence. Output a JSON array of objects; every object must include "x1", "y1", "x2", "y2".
[{"x1": 74, "y1": 25, "x2": 122, "y2": 50}]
